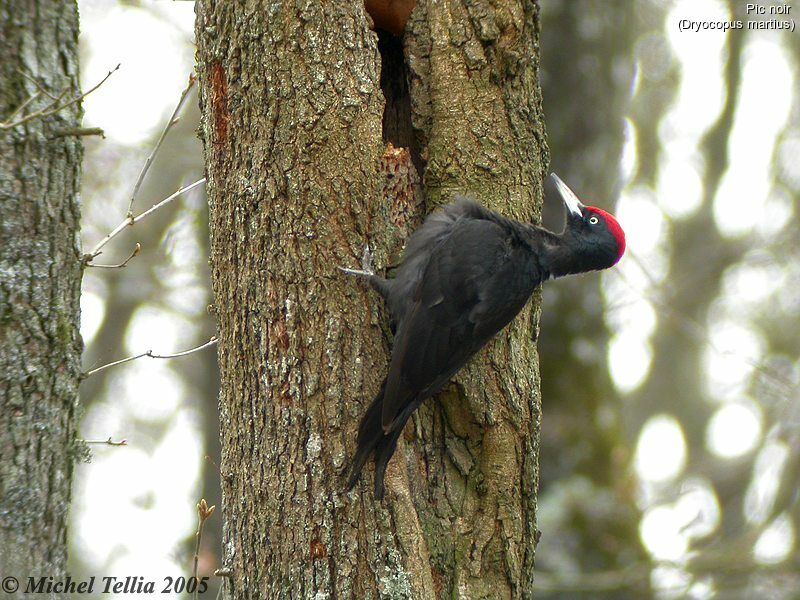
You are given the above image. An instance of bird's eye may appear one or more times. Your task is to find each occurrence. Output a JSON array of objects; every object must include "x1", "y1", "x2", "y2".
[{"x1": 588, "y1": 216, "x2": 599, "y2": 225}]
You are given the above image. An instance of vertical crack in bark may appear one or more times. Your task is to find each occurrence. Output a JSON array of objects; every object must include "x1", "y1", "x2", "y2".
[{"x1": 377, "y1": 31, "x2": 425, "y2": 177}]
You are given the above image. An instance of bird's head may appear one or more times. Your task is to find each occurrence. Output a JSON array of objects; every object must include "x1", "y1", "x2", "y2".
[{"x1": 550, "y1": 173, "x2": 626, "y2": 271}]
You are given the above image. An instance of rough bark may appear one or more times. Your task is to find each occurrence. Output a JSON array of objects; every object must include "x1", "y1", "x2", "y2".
[
  {"x1": 195, "y1": 1, "x2": 547, "y2": 598},
  {"x1": 0, "y1": 0, "x2": 84, "y2": 591}
]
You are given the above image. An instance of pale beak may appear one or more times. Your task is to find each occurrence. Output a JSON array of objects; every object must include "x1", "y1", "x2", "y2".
[{"x1": 550, "y1": 173, "x2": 584, "y2": 218}]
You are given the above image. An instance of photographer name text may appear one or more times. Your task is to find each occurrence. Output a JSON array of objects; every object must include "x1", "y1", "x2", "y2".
[{"x1": 0, "y1": 575, "x2": 209, "y2": 595}]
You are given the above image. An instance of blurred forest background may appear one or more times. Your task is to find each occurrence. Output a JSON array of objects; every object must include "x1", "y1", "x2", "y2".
[{"x1": 72, "y1": 0, "x2": 799, "y2": 598}]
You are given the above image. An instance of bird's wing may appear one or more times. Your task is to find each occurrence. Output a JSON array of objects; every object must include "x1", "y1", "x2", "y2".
[{"x1": 381, "y1": 217, "x2": 540, "y2": 431}]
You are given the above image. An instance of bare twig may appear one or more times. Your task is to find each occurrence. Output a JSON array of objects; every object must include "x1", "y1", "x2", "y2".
[
  {"x1": 81, "y1": 437, "x2": 128, "y2": 446},
  {"x1": 84, "y1": 178, "x2": 206, "y2": 263},
  {"x1": 86, "y1": 243, "x2": 141, "y2": 269},
  {"x1": 1, "y1": 64, "x2": 119, "y2": 130},
  {"x1": 18, "y1": 68, "x2": 61, "y2": 100},
  {"x1": 133, "y1": 178, "x2": 205, "y2": 224},
  {"x1": 126, "y1": 73, "x2": 197, "y2": 217},
  {"x1": 5, "y1": 91, "x2": 42, "y2": 123},
  {"x1": 50, "y1": 126, "x2": 105, "y2": 139},
  {"x1": 193, "y1": 499, "x2": 216, "y2": 600},
  {"x1": 80, "y1": 73, "x2": 200, "y2": 267},
  {"x1": 82, "y1": 336, "x2": 217, "y2": 379}
]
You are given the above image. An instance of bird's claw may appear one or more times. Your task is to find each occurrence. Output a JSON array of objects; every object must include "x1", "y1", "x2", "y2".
[
  {"x1": 361, "y1": 244, "x2": 375, "y2": 274},
  {"x1": 338, "y1": 244, "x2": 375, "y2": 277}
]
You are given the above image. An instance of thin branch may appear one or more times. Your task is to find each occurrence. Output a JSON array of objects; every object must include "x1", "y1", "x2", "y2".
[
  {"x1": 193, "y1": 499, "x2": 216, "y2": 600},
  {"x1": 86, "y1": 243, "x2": 140, "y2": 269},
  {"x1": 84, "y1": 178, "x2": 205, "y2": 262},
  {"x1": 126, "y1": 73, "x2": 197, "y2": 217},
  {"x1": 214, "y1": 573, "x2": 229, "y2": 600},
  {"x1": 5, "y1": 91, "x2": 42, "y2": 123},
  {"x1": 81, "y1": 437, "x2": 128, "y2": 446},
  {"x1": 82, "y1": 336, "x2": 217, "y2": 379},
  {"x1": 148, "y1": 336, "x2": 218, "y2": 359},
  {"x1": 50, "y1": 126, "x2": 105, "y2": 139},
  {"x1": 132, "y1": 178, "x2": 205, "y2": 225},
  {"x1": 18, "y1": 68, "x2": 61, "y2": 100},
  {"x1": 1, "y1": 64, "x2": 119, "y2": 130}
]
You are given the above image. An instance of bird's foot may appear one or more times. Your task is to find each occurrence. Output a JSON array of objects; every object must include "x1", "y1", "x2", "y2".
[{"x1": 338, "y1": 244, "x2": 375, "y2": 277}]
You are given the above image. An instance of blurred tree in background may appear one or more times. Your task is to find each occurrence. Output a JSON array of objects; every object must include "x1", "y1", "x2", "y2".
[
  {"x1": 536, "y1": 0, "x2": 647, "y2": 597},
  {"x1": 537, "y1": 0, "x2": 800, "y2": 598}
]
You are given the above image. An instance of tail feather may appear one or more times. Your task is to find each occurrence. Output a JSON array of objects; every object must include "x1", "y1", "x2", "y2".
[
  {"x1": 346, "y1": 382, "x2": 419, "y2": 499},
  {"x1": 372, "y1": 402, "x2": 418, "y2": 499},
  {"x1": 346, "y1": 383, "x2": 387, "y2": 491}
]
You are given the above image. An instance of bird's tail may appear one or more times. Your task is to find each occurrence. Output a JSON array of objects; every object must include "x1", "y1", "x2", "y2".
[
  {"x1": 346, "y1": 382, "x2": 416, "y2": 499},
  {"x1": 371, "y1": 413, "x2": 410, "y2": 499},
  {"x1": 346, "y1": 382, "x2": 387, "y2": 493}
]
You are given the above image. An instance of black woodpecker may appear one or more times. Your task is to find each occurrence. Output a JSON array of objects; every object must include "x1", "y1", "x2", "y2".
[{"x1": 342, "y1": 173, "x2": 626, "y2": 498}]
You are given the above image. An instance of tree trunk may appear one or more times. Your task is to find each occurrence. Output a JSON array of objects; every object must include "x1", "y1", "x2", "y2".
[
  {"x1": 0, "y1": 0, "x2": 83, "y2": 591},
  {"x1": 195, "y1": 1, "x2": 547, "y2": 598}
]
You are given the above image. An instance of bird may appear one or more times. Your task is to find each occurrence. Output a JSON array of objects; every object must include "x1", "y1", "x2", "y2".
[{"x1": 341, "y1": 173, "x2": 626, "y2": 499}]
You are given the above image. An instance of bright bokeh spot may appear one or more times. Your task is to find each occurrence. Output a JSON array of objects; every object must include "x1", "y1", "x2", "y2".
[
  {"x1": 640, "y1": 505, "x2": 689, "y2": 561},
  {"x1": 657, "y1": 155, "x2": 703, "y2": 219},
  {"x1": 635, "y1": 414, "x2": 687, "y2": 483},
  {"x1": 754, "y1": 513, "x2": 795, "y2": 564},
  {"x1": 615, "y1": 187, "x2": 664, "y2": 254},
  {"x1": 116, "y1": 363, "x2": 184, "y2": 423},
  {"x1": 704, "y1": 320, "x2": 764, "y2": 402},
  {"x1": 620, "y1": 119, "x2": 638, "y2": 182},
  {"x1": 608, "y1": 331, "x2": 652, "y2": 393},
  {"x1": 604, "y1": 292, "x2": 657, "y2": 391},
  {"x1": 650, "y1": 566, "x2": 692, "y2": 599},
  {"x1": 80, "y1": 291, "x2": 106, "y2": 345},
  {"x1": 125, "y1": 305, "x2": 194, "y2": 355},
  {"x1": 756, "y1": 186, "x2": 793, "y2": 238},
  {"x1": 778, "y1": 134, "x2": 800, "y2": 189},
  {"x1": 674, "y1": 478, "x2": 721, "y2": 539},
  {"x1": 666, "y1": 0, "x2": 728, "y2": 135},
  {"x1": 713, "y1": 38, "x2": 793, "y2": 237},
  {"x1": 745, "y1": 440, "x2": 790, "y2": 525},
  {"x1": 706, "y1": 402, "x2": 762, "y2": 459},
  {"x1": 687, "y1": 578, "x2": 715, "y2": 600},
  {"x1": 658, "y1": 0, "x2": 727, "y2": 221},
  {"x1": 80, "y1": 2, "x2": 195, "y2": 144},
  {"x1": 74, "y1": 447, "x2": 152, "y2": 565},
  {"x1": 722, "y1": 257, "x2": 784, "y2": 307}
]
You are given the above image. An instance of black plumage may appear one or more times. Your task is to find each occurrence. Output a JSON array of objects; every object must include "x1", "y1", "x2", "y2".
[{"x1": 344, "y1": 174, "x2": 626, "y2": 498}]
